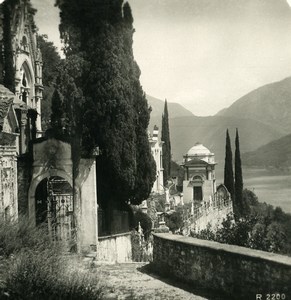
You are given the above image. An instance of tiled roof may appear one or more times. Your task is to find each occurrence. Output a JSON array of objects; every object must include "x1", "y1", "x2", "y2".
[{"x1": 0, "y1": 85, "x2": 15, "y2": 128}]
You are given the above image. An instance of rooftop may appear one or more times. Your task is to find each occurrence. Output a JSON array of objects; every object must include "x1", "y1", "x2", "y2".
[{"x1": 187, "y1": 143, "x2": 212, "y2": 156}]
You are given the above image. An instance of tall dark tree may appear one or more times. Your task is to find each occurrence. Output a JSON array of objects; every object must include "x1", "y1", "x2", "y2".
[
  {"x1": 224, "y1": 129, "x2": 235, "y2": 206},
  {"x1": 37, "y1": 35, "x2": 62, "y2": 130},
  {"x1": 2, "y1": 0, "x2": 17, "y2": 92},
  {"x1": 54, "y1": 0, "x2": 156, "y2": 209},
  {"x1": 161, "y1": 99, "x2": 171, "y2": 186},
  {"x1": 235, "y1": 128, "x2": 244, "y2": 217}
]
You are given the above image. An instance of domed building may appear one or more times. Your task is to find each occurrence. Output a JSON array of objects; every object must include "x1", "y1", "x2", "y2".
[
  {"x1": 182, "y1": 143, "x2": 216, "y2": 204},
  {"x1": 181, "y1": 142, "x2": 233, "y2": 233}
]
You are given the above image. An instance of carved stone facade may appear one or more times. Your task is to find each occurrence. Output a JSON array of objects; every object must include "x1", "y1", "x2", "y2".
[
  {"x1": 0, "y1": 145, "x2": 18, "y2": 220},
  {"x1": 0, "y1": 0, "x2": 43, "y2": 140},
  {"x1": 0, "y1": 85, "x2": 19, "y2": 219}
]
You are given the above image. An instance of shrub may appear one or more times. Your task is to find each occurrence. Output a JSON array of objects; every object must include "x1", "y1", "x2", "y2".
[
  {"x1": 133, "y1": 209, "x2": 152, "y2": 240},
  {"x1": 0, "y1": 217, "x2": 104, "y2": 300},
  {"x1": 131, "y1": 230, "x2": 153, "y2": 262},
  {"x1": 4, "y1": 249, "x2": 103, "y2": 300},
  {"x1": 0, "y1": 216, "x2": 55, "y2": 257},
  {"x1": 165, "y1": 210, "x2": 183, "y2": 232}
]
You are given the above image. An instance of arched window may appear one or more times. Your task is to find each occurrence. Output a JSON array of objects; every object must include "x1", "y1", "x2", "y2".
[
  {"x1": 19, "y1": 62, "x2": 33, "y2": 104},
  {"x1": 22, "y1": 36, "x2": 28, "y2": 51},
  {"x1": 192, "y1": 175, "x2": 203, "y2": 181}
]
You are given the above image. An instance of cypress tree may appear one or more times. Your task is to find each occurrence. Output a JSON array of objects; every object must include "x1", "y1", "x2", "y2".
[
  {"x1": 50, "y1": 88, "x2": 65, "y2": 135},
  {"x1": 235, "y1": 128, "x2": 244, "y2": 217},
  {"x1": 2, "y1": 0, "x2": 16, "y2": 92},
  {"x1": 224, "y1": 129, "x2": 235, "y2": 203},
  {"x1": 55, "y1": 0, "x2": 156, "y2": 208},
  {"x1": 161, "y1": 99, "x2": 171, "y2": 186}
]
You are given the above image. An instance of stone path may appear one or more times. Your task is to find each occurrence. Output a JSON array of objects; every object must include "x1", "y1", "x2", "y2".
[{"x1": 96, "y1": 262, "x2": 208, "y2": 300}]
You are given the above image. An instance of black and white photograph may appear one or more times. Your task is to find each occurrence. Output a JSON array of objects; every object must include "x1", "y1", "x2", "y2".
[{"x1": 0, "y1": 0, "x2": 290, "y2": 299}]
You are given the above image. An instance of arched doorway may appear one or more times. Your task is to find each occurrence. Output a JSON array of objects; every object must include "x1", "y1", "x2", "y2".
[{"x1": 35, "y1": 176, "x2": 75, "y2": 242}]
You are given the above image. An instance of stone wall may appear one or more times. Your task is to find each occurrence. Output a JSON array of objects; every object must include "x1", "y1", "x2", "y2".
[
  {"x1": 17, "y1": 154, "x2": 32, "y2": 215},
  {"x1": 153, "y1": 233, "x2": 291, "y2": 299},
  {"x1": 0, "y1": 145, "x2": 18, "y2": 219},
  {"x1": 98, "y1": 232, "x2": 132, "y2": 263},
  {"x1": 193, "y1": 204, "x2": 232, "y2": 232}
]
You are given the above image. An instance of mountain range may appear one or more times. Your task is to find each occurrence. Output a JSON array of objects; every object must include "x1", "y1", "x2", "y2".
[
  {"x1": 147, "y1": 76, "x2": 291, "y2": 170},
  {"x1": 242, "y1": 134, "x2": 291, "y2": 169}
]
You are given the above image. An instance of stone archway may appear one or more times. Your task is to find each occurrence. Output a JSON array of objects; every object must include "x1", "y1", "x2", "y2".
[
  {"x1": 35, "y1": 176, "x2": 75, "y2": 242},
  {"x1": 28, "y1": 169, "x2": 74, "y2": 226}
]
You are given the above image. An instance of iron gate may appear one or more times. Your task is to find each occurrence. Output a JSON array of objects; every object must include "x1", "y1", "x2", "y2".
[{"x1": 35, "y1": 176, "x2": 75, "y2": 243}]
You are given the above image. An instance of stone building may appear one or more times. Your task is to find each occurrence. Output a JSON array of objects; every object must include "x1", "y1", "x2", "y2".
[
  {"x1": 0, "y1": 86, "x2": 19, "y2": 220},
  {"x1": 149, "y1": 125, "x2": 164, "y2": 194},
  {"x1": 181, "y1": 143, "x2": 233, "y2": 232},
  {"x1": 0, "y1": 0, "x2": 98, "y2": 253},
  {"x1": 0, "y1": 0, "x2": 41, "y2": 220},
  {"x1": 182, "y1": 143, "x2": 216, "y2": 203}
]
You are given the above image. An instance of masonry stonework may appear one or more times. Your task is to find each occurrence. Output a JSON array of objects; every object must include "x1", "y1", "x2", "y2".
[{"x1": 153, "y1": 233, "x2": 291, "y2": 299}]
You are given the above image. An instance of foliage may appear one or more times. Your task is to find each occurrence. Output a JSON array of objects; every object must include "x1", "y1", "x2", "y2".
[
  {"x1": 0, "y1": 216, "x2": 55, "y2": 257},
  {"x1": 162, "y1": 100, "x2": 171, "y2": 185},
  {"x1": 37, "y1": 35, "x2": 62, "y2": 85},
  {"x1": 133, "y1": 209, "x2": 152, "y2": 240},
  {"x1": 54, "y1": 0, "x2": 155, "y2": 206},
  {"x1": 2, "y1": 0, "x2": 16, "y2": 92},
  {"x1": 170, "y1": 160, "x2": 184, "y2": 190},
  {"x1": 165, "y1": 209, "x2": 183, "y2": 232},
  {"x1": 192, "y1": 189, "x2": 291, "y2": 256},
  {"x1": 131, "y1": 230, "x2": 152, "y2": 262},
  {"x1": 192, "y1": 223, "x2": 215, "y2": 241},
  {"x1": 36, "y1": 34, "x2": 62, "y2": 131},
  {"x1": 0, "y1": 218, "x2": 104, "y2": 300},
  {"x1": 224, "y1": 129, "x2": 235, "y2": 211}
]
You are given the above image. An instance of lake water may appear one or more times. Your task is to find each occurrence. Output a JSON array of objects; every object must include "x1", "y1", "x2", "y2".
[{"x1": 216, "y1": 167, "x2": 291, "y2": 213}]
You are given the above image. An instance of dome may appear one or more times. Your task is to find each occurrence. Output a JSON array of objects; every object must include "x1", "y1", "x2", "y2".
[{"x1": 187, "y1": 143, "x2": 211, "y2": 156}]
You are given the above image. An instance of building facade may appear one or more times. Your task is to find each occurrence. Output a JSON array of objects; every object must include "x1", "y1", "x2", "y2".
[
  {"x1": 181, "y1": 143, "x2": 233, "y2": 233},
  {"x1": 182, "y1": 143, "x2": 216, "y2": 204},
  {"x1": 149, "y1": 125, "x2": 164, "y2": 194}
]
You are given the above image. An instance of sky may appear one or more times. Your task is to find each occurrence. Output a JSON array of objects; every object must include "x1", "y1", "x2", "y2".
[{"x1": 31, "y1": 0, "x2": 291, "y2": 116}]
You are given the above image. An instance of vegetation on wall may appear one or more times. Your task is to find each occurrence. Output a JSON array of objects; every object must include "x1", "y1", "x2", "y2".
[{"x1": 53, "y1": 0, "x2": 156, "y2": 207}]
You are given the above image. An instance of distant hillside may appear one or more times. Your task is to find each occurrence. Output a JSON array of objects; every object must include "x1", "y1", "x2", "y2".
[
  {"x1": 148, "y1": 77, "x2": 291, "y2": 172},
  {"x1": 242, "y1": 134, "x2": 291, "y2": 168},
  {"x1": 169, "y1": 116, "x2": 285, "y2": 168},
  {"x1": 217, "y1": 77, "x2": 291, "y2": 132},
  {"x1": 147, "y1": 95, "x2": 193, "y2": 131}
]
